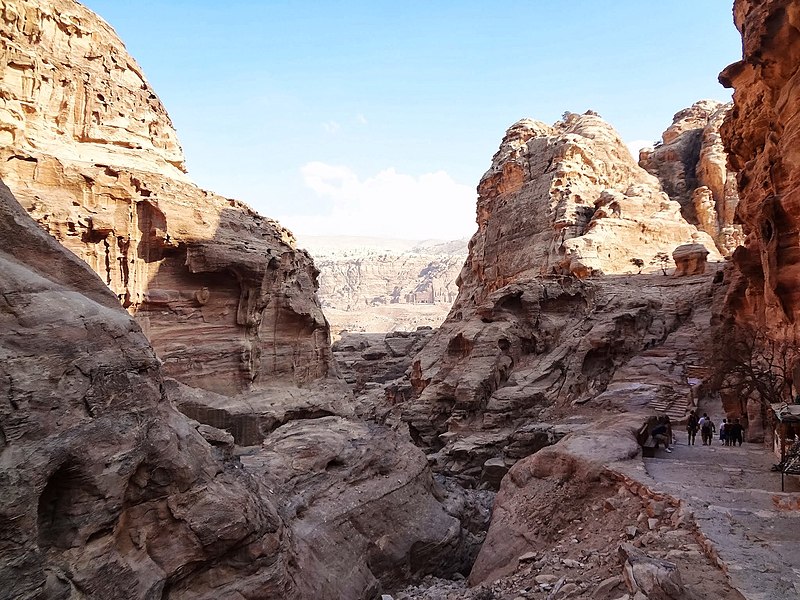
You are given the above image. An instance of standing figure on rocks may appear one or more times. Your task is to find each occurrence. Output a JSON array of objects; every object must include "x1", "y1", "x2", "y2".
[
  {"x1": 652, "y1": 416, "x2": 673, "y2": 453},
  {"x1": 720, "y1": 418, "x2": 728, "y2": 445},
  {"x1": 687, "y1": 410, "x2": 699, "y2": 445},
  {"x1": 699, "y1": 413, "x2": 716, "y2": 446}
]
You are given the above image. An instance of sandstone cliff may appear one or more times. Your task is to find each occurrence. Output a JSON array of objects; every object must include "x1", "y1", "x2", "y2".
[
  {"x1": 0, "y1": 179, "x2": 480, "y2": 598},
  {"x1": 720, "y1": 0, "x2": 800, "y2": 341},
  {"x1": 463, "y1": 112, "x2": 720, "y2": 290},
  {"x1": 399, "y1": 113, "x2": 723, "y2": 473},
  {"x1": 0, "y1": 180, "x2": 296, "y2": 599},
  {"x1": 640, "y1": 100, "x2": 743, "y2": 255},
  {"x1": 0, "y1": 0, "x2": 332, "y2": 396}
]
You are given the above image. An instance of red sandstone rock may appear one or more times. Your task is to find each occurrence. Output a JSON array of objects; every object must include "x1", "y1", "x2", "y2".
[
  {"x1": 0, "y1": 0, "x2": 333, "y2": 397},
  {"x1": 720, "y1": 0, "x2": 800, "y2": 342},
  {"x1": 640, "y1": 100, "x2": 742, "y2": 256},
  {"x1": 401, "y1": 112, "x2": 724, "y2": 473}
]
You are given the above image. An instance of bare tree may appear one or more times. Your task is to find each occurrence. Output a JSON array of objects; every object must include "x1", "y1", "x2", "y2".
[
  {"x1": 651, "y1": 252, "x2": 671, "y2": 276},
  {"x1": 708, "y1": 319, "x2": 798, "y2": 418}
]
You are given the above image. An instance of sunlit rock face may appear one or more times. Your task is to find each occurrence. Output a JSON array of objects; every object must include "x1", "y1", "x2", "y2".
[
  {"x1": 639, "y1": 100, "x2": 744, "y2": 256},
  {"x1": 640, "y1": 100, "x2": 743, "y2": 256},
  {"x1": 720, "y1": 0, "x2": 800, "y2": 340},
  {"x1": 460, "y1": 112, "x2": 719, "y2": 292},
  {"x1": 402, "y1": 111, "x2": 722, "y2": 467},
  {"x1": 0, "y1": 0, "x2": 332, "y2": 396}
]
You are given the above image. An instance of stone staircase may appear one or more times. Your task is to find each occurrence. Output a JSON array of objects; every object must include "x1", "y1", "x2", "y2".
[{"x1": 646, "y1": 364, "x2": 712, "y2": 422}]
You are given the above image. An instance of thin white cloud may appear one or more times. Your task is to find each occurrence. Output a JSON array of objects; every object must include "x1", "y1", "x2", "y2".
[
  {"x1": 322, "y1": 120, "x2": 341, "y2": 134},
  {"x1": 626, "y1": 139, "x2": 654, "y2": 161},
  {"x1": 355, "y1": 113, "x2": 368, "y2": 125},
  {"x1": 278, "y1": 162, "x2": 477, "y2": 240}
]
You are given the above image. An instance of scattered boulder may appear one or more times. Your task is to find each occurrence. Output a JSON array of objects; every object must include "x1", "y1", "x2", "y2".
[
  {"x1": 619, "y1": 543, "x2": 695, "y2": 600},
  {"x1": 672, "y1": 243, "x2": 709, "y2": 276}
]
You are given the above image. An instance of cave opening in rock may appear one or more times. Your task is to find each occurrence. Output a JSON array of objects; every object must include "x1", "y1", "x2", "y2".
[{"x1": 37, "y1": 462, "x2": 94, "y2": 550}]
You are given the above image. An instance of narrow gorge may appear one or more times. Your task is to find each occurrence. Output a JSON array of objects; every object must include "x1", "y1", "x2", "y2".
[{"x1": 1, "y1": 1, "x2": 800, "y2": 599}]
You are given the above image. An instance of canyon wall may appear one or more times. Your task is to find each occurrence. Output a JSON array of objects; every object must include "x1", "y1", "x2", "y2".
[
  {"x1": 0, "y1": 180, "x2": 479, "y2": 599},
  {"x1": 0, "y1": 180, "x2": 296, "y2": 599},
  {"x1": 720, "y1": 0, "x2": 800, "y2": 341},
  {"x1": 0, "y1": 0, "x2": 332, "y2": 396},
  {"x1": 640, "y1": 100, "x2": 743, "y2": 255},
  {"x1": 0, "y1": 1, "x2": 482, "y2": 597}
]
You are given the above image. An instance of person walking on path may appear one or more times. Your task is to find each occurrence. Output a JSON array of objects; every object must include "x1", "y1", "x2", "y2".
[
  {"x1": 729, "y1": 418, "x2": 745, "y2": 447},
  {"x1": 721, "y1": 418, "x2": 729, "y2": 446},
  {"x1": 699, "y1": 413, "x2": 716, "y2": 446},
  {"x1": 687, "y1": 410, "x2": 699, "y2": 445}
]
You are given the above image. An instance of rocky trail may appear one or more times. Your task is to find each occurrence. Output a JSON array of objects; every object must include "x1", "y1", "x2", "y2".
[{"x1": 622, "y1": 405, "x2": 800, "y2": 600}]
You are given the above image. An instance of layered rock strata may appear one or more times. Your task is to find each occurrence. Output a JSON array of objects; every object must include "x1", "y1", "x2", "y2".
[
  {"x1": 640, "y1": 100, "x2": 742, "y2": 255},
  {"x1": 306, "y1": 237, "x2": 467, "y2": 335},
  {"x1": 465, "y1": 112, "x2": 719, "y2": 284},
  {"x1": 0, "y1": 1, "x2": 481, "y2": 597},
  {"x1": 0, "y1": 0, "x2": 332, "y2": 397},
  {"x1": 720, "y1": 0, "x2": 800, "y2": 342},
  {"x1": 401, "y1": 112, "x2": 722, "y2": 477},
  {"x1": 0, "y1": 175, "x2": 479, "y2": 599},
  {"x1": 0, "y1": 180, "x2": 295, "y2": 599}
]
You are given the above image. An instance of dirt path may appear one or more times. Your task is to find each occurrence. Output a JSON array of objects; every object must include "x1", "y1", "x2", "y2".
[{"x1": 621, "y1": 398, "x2": 800, "y2": 600}]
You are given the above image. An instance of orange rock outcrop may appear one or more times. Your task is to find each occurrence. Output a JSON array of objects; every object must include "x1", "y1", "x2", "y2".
[
  {"x1": 0, "y1": 0, "x2": 331, "y2": 396},
  {"x1": 401, "y1": 112, "x2": 725, "y2": 470},
  {"x1": 720, "y1": 0, "x2": 800, "y2": 341},
  {"x1": 641, "y1": 100, "x2": 743, "y2": 255}
]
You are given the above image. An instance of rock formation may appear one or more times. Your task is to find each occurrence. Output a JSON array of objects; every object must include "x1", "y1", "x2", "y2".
[
  {"x1": 719, "y1": 0, "x2": 800, "y2": 342},
  {"x1": 1, "y1": 178, "x2": 482, "y2": 598},
  {"x1": 640, "y1": 100, "x2": 743, "y2": 255},
  {"x1": 399, "y1": 112, "x2": 723, "y2": 479},
  {"x1": 0, "y1": 2, "x2": 482, "y2": 597},
  {"x1": 466, "y1": 112, "x2": 719, "y2": 285},
  {"x1": 0, "y1": 0, "x2": 332, "y2": 397},
  {"x1": 305, "y1": 236, "x2": 467, "y2": 335},
  {"x1": 672, "y1": 243, "x2": 709, "y2": 276},
  {"x1": 0, "y1": 179, "x2": 295, "y2": 599}
]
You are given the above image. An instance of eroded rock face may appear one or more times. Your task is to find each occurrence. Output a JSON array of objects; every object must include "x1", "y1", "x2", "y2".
[
  {"x1": 0, "y1": 180, "x2": 294, "y2": 599},
  {"x1": 467, "y1": 112, "x2": 718, "y2": 288},
  {"x1": 403, "y1": 270, "x2": 721, "y2": 480},
  {"x1": 244, "y1": 417, "x2": 481, "y2": 599},
  {"x1": 400, "y1": 112, "x2": 722, "y2": 474},
  {"x1": 720, "y1": 0, "x2": 800, "y2": 340},
  {"x1": 0, "y1": 0, "x2": 332, "y2": 396},
  {"x1": 1, "y1": 174, "x2": 481, "y2": 598},
  {"x1": 640, "y1": 100, "x2": 742, "y2": 256}
]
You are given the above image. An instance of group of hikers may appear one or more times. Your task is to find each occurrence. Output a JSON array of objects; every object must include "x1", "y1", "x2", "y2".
[{"x1": 651, "y1": 410, "x2": 746, "y2": 453}]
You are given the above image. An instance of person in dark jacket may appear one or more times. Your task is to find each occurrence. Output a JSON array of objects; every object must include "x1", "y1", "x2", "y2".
[
  {"x1": 651, "y1": 417, "x2": 673, "y2": 453},
  {"x1": 687, "y1": 410, "x2": 699, "y2": 445}
]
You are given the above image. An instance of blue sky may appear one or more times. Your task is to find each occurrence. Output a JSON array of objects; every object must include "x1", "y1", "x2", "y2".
[{"x1": 81, "y1": 0, "x2": 742, "y2": 241}]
